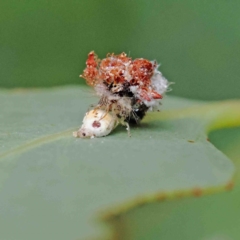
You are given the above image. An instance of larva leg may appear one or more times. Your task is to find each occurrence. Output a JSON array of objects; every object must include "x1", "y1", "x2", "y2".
[
  {"x1": 125, "y1": 122, "x2": 131, "y2": 137},
  {"x1": 120, "y1": 121, "x2": 131, "y2": 137}
]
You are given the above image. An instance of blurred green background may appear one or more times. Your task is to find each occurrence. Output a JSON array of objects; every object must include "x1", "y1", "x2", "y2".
[
  {"x1": 1, "y1": 2, "x2": 240, "y2": 239},
  {"x1": 1, "y1": 0, "x2": 239, "y2": 100}
]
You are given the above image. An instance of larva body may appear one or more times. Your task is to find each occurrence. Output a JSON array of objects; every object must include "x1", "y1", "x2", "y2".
[{"x1": 73, "y1": 109, "x2": 118, "y2": 138}]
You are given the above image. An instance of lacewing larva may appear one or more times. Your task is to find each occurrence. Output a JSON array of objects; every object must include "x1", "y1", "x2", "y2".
[{"x1": 73, "y1": 51, "x2": 171, "y2": 138}]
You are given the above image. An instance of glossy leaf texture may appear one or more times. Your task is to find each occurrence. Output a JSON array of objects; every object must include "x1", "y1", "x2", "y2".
[{"x1": 0, "y1": 86, "x2": 239, "y2": 240}]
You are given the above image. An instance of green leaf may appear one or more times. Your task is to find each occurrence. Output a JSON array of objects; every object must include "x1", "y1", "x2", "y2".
[
  {"x1": 119, "y1": 127, "x2": 240, "y2": 240},
  {"x1": 0, "y1": 86, "x2": 239, "y2": 240}
]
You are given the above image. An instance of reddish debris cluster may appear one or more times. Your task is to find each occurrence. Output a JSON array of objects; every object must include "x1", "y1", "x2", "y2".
[
  {"x1": 99, "y1": 52, "x2": 130, "y2": 85},
  {"x1": 80, "y1": 51, "x2": 162, "y2": 101},
  {"x1": 79, "y1": 51, "x2": 170, "y2": 126},
  {"x1": 81, "y1": 51, "x2": 99, "y2": 86}
]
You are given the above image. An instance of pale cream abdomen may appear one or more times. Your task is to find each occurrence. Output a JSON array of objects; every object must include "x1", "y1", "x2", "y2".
[{"x1": 73, "y1": 109, "x2": 118, "y2": 138}]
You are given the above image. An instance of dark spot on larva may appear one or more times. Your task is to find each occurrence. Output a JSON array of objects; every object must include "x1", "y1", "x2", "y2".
[
  {"x1": 82, "y1": 133, "x2": 86, "y2": 137},
  {"x1": 92, "y1": 120, "x2": 101, "y2": 128},
  {"x1": 188, "y1": 140, "x2": 195, "y2": 143}
]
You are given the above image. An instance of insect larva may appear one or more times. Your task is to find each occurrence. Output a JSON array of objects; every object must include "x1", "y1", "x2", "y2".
[
  {"x1": 73, "y1": 109, "x2": 118, "y2": 138},
  {"x1": 74, "y1": 51, "x2": 171, "y2": 138}
]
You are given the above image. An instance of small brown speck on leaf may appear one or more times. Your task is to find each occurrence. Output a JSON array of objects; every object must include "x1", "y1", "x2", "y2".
[
  {"x1": 192, "y1": 188, "x2": 202, "y2": 197},
  {"x1": 156, "y1": 193, "x2": 167, "y2": 201},
  {"x1": 175, "y1": 191, "x2": 185, "y2": 198},
  {"x1": 226, "y1": 181, "x2": 234, "y2": 191},
  {"x1": 135, "y1": 198, "x2": 147, "y2": 207},
  {"x1": 188, "y1": 140, "x2": 195, "y2": 143}
]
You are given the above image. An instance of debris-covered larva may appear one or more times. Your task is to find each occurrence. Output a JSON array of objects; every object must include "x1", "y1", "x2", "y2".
[{"x1": 73, "y1": 51, "x2": 171, "y2": 138}]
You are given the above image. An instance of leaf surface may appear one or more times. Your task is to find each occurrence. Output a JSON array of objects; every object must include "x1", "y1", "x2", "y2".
[
  {"x1": 0, "y1": 86, "x2": 239, "y2": 240},
  {"x1": 119, "y1": 127, "x2": 240, "y2": 240}
]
